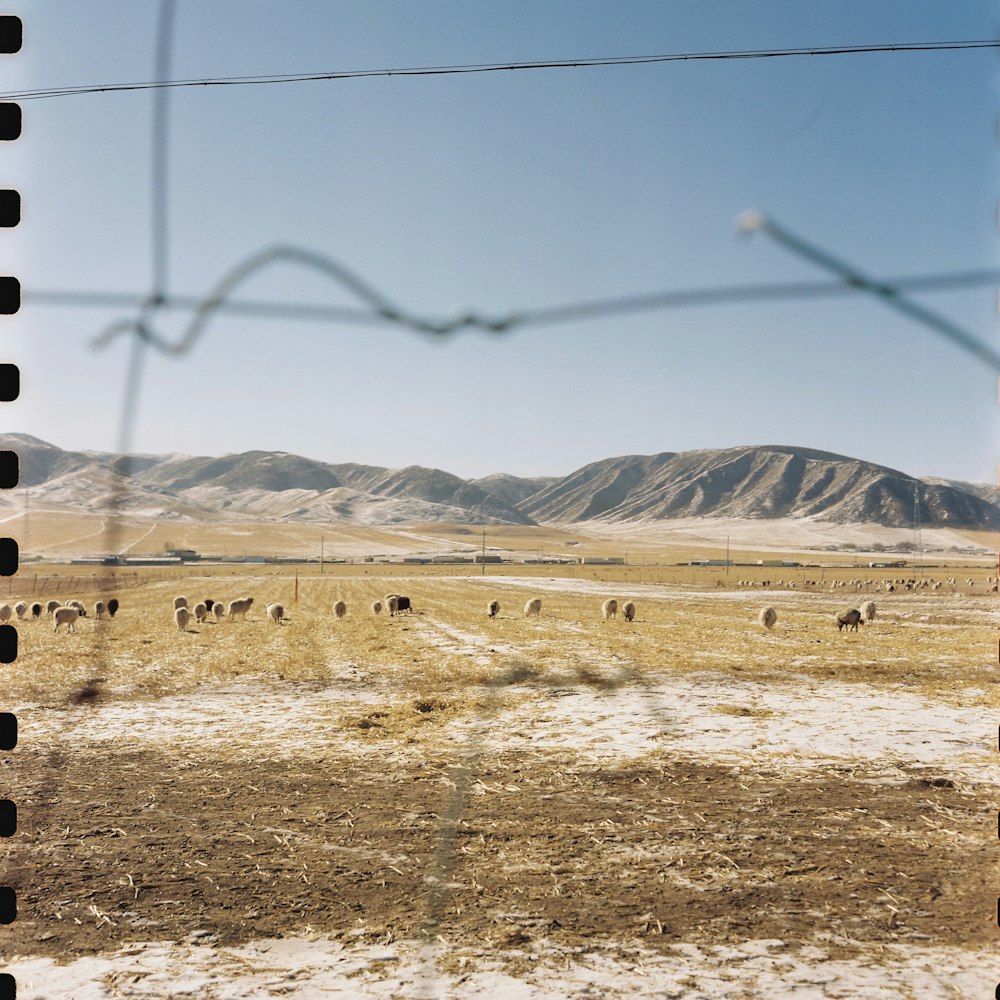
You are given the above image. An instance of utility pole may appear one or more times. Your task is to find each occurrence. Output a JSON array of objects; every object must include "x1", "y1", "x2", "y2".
[
  {"x1": 481, "y1": 527, "x2": 486, "y2": 576},
  {"x1": 320, "y1": 535, "x2": 324, "y2": 574}
]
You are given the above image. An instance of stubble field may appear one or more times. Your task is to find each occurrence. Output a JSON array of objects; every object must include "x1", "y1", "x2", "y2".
[{"x1": 2, "y1": 564, "x2": 999, "y2": 997}]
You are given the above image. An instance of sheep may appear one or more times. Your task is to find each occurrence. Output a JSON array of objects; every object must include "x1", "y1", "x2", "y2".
[
  {"x1": 524, "y1": 598, "x2": 542, "y2": 618},
  {"x1": 107, "y1": 598, "x2": 119, "y2": 618},
  {"x1": 266, "y1": 602, "x2": 285, "y2": 624},
  {"x1": 173, "y1": 596, "x2": 188, "y2": 610},
  {"x1": 370, "y1": 600, "x2": 383, "y2": 615},
  {"x1": 53, "y1": 606, "x2": 80, "y2": 633},
  {"x1": 487, "y1": 599, "x2": 500, "y2": 619},
  {"x1": 192, "y1": 602, "x2": 209, "y2": 623},
  {"x1": 601, "y1": 598, "x2": 618, "y2": 620},
  {"x1": 622, "y1": 601, "x2": 636, "y2": 622},
  {"x1": 174, "y1": 606, "x2": 191, "y2": 631},
  {"x1": 93, "y1": 601, "x2": 106, "y2": 620},
  {"x1": 66, "y1": 600, "x2": 87, "y2": 617},
  {"x1": 0, "y1": 605, "x2": 10, "y2": 624},
  {"x1": 212, "y1": 601, "x2": 225, "y2": 621},
  {"x1": 384, "y1": 594, "x2": 411, "y2": 616},
  {"x1": 30, "y1": 602, "x2": 42, "y2": 620},
  {"x1": 836, "y1": 608, "x2": 862, "y2": 632},
  {"x1": 46, "y1": 600, "x2": 61, "y2": 614},
  {"x1": 333, "y1": 600, "x2": 347, "y2": 620},
  {"x1": 227, "y1": 597, "x2": 254, "y2": 621},
  {"x1": 13, "y1": 601, "x2": 26, "y2": 620},
  {"x1": 385, "y1": 595, "x2": 400, "y2": 616},
  {"x1": 759, "y1": 607, "x2": 777, "y2": 630},
  {"x1": 203, "y1": 599, "x2": 217, "y2": 616},
  {"x1": 860, "y1": 600, "x2": 876, "y2": 624}
]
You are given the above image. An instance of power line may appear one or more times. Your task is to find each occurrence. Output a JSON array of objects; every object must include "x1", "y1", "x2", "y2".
[{"x1": 6, "y1": 39, "x2": 997, "y2": 102}]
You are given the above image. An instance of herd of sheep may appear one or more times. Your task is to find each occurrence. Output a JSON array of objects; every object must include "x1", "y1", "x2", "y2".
[
  {"x1": 0, "y1": 597, "x2": 120, "y2": 633},
  {"x1": 1, "y1": 586, "x2": 893, "y2": 637}
]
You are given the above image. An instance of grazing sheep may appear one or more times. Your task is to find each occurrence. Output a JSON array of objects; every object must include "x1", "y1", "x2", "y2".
[
  {"x1": 487, "y1": 599, "x2": 500, "y2": 619},
  {"x1": 622, "y1": 601, "x2": 636, "y2": 622},
  {"x1": 860, "y1": 600, "x2": 876, "y2": 624},
  {"x1": 94, "y1": 601, "x2": 106, "y2": 619},
  {"x1": 53, "y1": 606, "x2": 80, "y2": 633},
  {"x1": 601, "y1": 598, "x2": 618, "y2": 620},
  {"x1": 266, "y1": 602, "x2": 285, "y2": 624},
  {"x1": 46, "y1": 600, "x2": 61, "y2": 614},
  {"x1": 227, "y1": 597, "x2": 254, "y2": 621},
  {"x1": 30, "y1": 602, "x2": 42, "y2": 620},
  {"x1": 0, "y1": 605, "x2": 10, "y2": 624},
  {"x1": 524, "y1": 598, "x2": 542, "y2": 618},
  {"x1": 173, "y1": 596, "x2": 188, "y2": 611},
  {"x1": 66, "y1": 600, "x2": 87, "y2": 617},
  {"x1": 192, "y1": 602, "x2": 209, "y2": 623},
  {"x1": 203, "y1": 599, "x2": 217, "y2": 616},
  {"x1": 384, "y1": 594, "x2": 412, "y2": 616},
  {"x1": 759, "y1": 607, "x2": 777, "y2": 630},
  {"x1": 107, "y1": 598, "x2": 119, "y2": 618},
  {"x1": 174, "y1": 606, "x2": 191, "y2": 631},
  {"x1": 13, "y1": 601, "x2": 26, "y2": 620},
  {"x1": 212, "y1": 601, "x2": 225, "y2": 621},
  {"x1": 836, "y1": 608, "x2": 862, "y2": 632},
  {"x1": 385, "y1": 595, "x2": 400, "y2": 616},
  {"x1": 370, "y1": 600, "x2": 383, "y2": 615},
  {"x1": 333, "y1": 600, "x2": 347, "y2": 620}
]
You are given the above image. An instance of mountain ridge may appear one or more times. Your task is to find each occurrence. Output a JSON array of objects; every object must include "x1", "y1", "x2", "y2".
[{"x1": 1, "y1": 434, "x2": 996, "y2": 531}]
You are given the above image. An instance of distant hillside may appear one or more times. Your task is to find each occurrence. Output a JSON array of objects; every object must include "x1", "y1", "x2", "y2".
[
  {"x1": 0, "y1": 435, "x2": 535, "y2": 526},
  {"x1": 520, "y1": 445, "x2": 1000, "y2": 531},
  {"x1": 1, "y1": 435, "x2": 997, "y2": 531}
]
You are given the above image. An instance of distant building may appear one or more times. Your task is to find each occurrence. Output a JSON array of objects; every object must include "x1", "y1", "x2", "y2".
[{"x1": 579, "y1": 556, "x2": 625, "y2": 565}]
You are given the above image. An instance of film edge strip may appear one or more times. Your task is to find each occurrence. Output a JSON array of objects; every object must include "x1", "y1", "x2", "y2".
[{"x1": 0, "y1": 13, "x2": 21, "y2": 1000}]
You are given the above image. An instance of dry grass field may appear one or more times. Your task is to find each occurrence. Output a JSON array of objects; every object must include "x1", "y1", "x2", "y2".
[{"x1": 3, "y1": 533, "x2": 999, "y2": 995}]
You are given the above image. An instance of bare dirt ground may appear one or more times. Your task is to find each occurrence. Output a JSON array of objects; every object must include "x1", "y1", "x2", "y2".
[{"x1": 2, "y1": 568, "x2": 998, "y2": 997}]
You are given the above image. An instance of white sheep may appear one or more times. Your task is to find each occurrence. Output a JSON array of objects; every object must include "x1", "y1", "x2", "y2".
[
  {"x1": 66, "y1": 600, "x2": 87, "y2": 617},
  {"x1": 227, "y1": 597, "x2": 253, "y2": 621},
  {"x1": 13, "y1": 601, "x2": 26, "y2": 620},
  {"x1": 385, "y1": 595, "x2": 399, "y2": 616},
  {"x1": 213, "y1": 601, "x2": 225, "y2": 621},
  {"x1": 860, "y1": 600, "x2": 876, "y2": 624},
  {"x1": 487, "y1": 599, "x2": 500, "y2": 619},
  {"x1": 370, "y1": 600, "x2": 383, "y2": 615},
  {"x1": 53, "y1": 606, "x2": 80, "y2": 633},
  {"x1": 333, "y1": 600, "x2": 347, "y2": 620},
  {"x1": 93, "y1": 601, "x2": 106, "y2": 619},
  {"x1": 759, "y1": 607, "x2": 777, "y2": 630},
  {"x1": 174, "y1": 606, "x2": 191, "y2": 630},
  {"x1": 173, "y1": 596, "x2": 188, "y2": 610},
  {"x1": 46, "y1": 599, "x2": 61, "y2": 614},
  {"x1": 192, "y1": 602, "x2": 209, "y2": 623},
  {"x1": 622, "y1": 601, "x2": 636, "y2": 622},
  {"x1": 524, "y1": 598, "x2": 542, "y2": 618},
  {"x1": 601, "y1": 598, "x2": 618, "y2": 620},
  {"x1": 266, "y1": 602, "x2": 285, "y2": 624}
]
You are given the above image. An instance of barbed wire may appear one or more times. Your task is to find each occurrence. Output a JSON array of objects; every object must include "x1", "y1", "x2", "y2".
[
  {"x1": 738, "y1": 211, "x2": 1000, "y2": 373},
  {"x1": 6, "y1": 39, "x2": 997, "y2": 102},
  {"x1": 72, "y1": 234, "x2": 1000, "y2": 373}
]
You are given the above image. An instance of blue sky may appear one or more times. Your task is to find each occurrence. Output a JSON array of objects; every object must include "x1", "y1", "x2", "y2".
[{"x1": 4, "y1": 2, "x2": 999, "y2": 483}]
